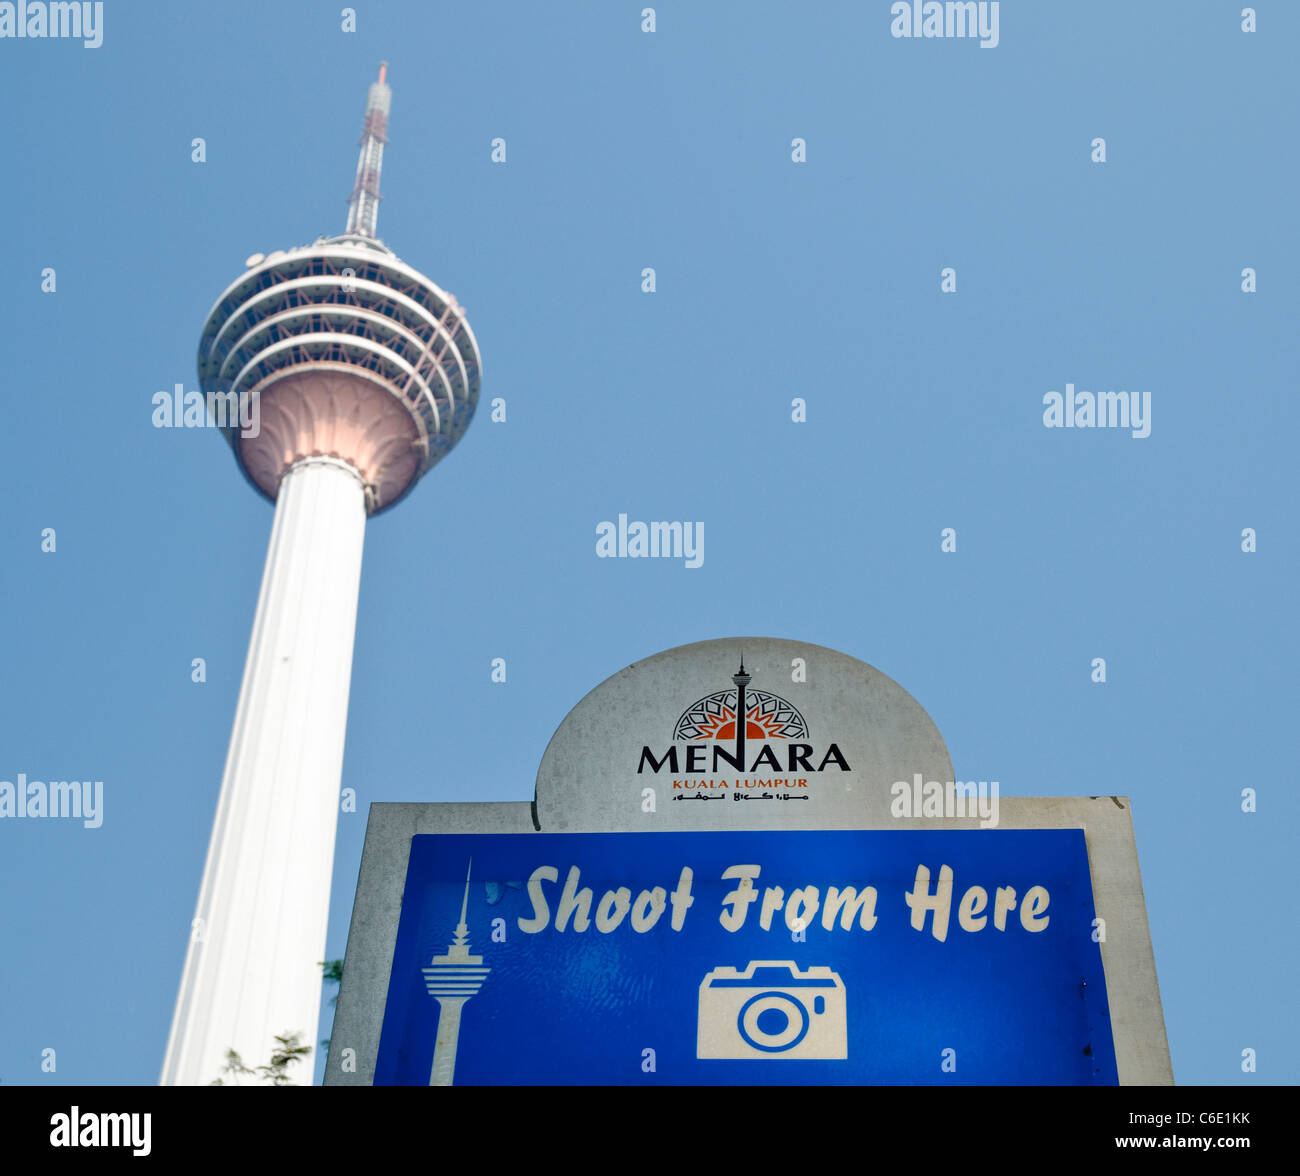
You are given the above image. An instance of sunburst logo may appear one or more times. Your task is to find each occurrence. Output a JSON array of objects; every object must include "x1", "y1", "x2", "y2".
[
  {"x1": 637, "y1": 659, "x2": 849, "y2": 777},
  {"x1": 674, "y1": 659, "x2": 809, "y2": 745}
]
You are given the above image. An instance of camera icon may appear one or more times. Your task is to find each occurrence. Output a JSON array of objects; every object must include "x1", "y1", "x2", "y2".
[{"x1": 697, "y1": 961, "x2": 847, "y2": 1060}]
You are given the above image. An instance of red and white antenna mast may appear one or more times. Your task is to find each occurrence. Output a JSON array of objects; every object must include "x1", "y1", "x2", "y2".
[{"x1": 345, "y1": 62, "x2": 391, "y2": 238}]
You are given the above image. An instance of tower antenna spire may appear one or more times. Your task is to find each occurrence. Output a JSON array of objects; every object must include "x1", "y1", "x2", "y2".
[
  {"x1": 345, "y1": 61, "x2": 391, "y2": 238},
  {"x1": 453, "y1": 859, "x2": 473, "y2": 945}
]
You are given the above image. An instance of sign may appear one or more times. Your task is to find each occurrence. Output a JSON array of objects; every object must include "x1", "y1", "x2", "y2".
[
  {"x1": 326, "y1": 638, "x2": 1170, "y2": 1085},
  {"x1": 372, "y1": 829, "x2": 1117, "y2": 1085},
  {"x1": 532, "y1": 638, "x2": 955, "y2": 833}
]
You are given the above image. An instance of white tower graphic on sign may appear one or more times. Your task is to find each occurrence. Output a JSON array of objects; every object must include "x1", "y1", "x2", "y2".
[{"x1": 422, "y1": 862, "x2": 490, "y2": 1086}]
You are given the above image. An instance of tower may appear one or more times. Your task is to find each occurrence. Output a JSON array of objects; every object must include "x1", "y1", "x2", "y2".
[
  {"x1": 732, "y1": 657, "x2": 752, "y2": 769},
  {"x1": 422, "y1": 862, "x2": 491, "y2": 1086},
  {"x1": 161, "y1": 64, "x2": 482, "y2": 1086}
]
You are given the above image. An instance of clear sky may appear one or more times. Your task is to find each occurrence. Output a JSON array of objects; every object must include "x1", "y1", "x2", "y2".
[{"x1": 1, "y1": 1, "x2": 1295, "y2": 1086}]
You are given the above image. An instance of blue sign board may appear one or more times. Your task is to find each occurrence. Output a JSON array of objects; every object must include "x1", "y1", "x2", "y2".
[{"x1": 374, "y1": 829, "x2": 1117, "y2": 1085}]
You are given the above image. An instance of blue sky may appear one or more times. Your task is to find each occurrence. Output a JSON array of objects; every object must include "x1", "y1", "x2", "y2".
[{"x1": 1, "y1": 1, "x2": 1295, "y2": 1086}]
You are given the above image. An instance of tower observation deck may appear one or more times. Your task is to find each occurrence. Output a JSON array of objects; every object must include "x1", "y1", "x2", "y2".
[
  {"x1": 162, "y1": 65, "x2": 481, "y2": 1086},
  {"x1": 196, "y1": 63, "x2": 481, "y2": 515}
]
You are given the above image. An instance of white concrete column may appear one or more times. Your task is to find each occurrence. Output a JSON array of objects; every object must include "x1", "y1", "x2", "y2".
[{"x1": 162, "y1": 456, "x2": 367, "y2": 1085}]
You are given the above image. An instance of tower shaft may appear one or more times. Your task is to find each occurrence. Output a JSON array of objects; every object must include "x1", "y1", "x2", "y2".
[
  {"x1": 429, "y1": 998, "x2": 467, "y2": 1086},
  {"x1": 161, "y1": 457, "x2": 367, "y2": 1085}
]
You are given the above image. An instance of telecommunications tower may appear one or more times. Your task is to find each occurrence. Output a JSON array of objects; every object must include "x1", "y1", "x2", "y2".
[
  {"x1": 161, "y1": 64, "x2": 482, "y2": 1085},
  {"x1": 422, "y1": 861, "x2": 490, "y2": 1086}
]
